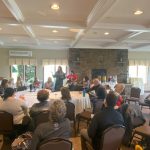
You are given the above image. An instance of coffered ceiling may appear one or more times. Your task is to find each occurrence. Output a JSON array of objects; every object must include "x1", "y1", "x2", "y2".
[{"x1": 0, "y1": 0, "x2": 150, "y2": 51}]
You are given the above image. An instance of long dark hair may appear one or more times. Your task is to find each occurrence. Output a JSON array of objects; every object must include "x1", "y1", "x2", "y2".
[{"x1": 3, "y1": 87, "x2": 15, "y2": 100}]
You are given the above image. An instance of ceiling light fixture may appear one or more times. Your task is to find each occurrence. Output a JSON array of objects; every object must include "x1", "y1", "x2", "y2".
[
  {"x1": 51, "y1": 3, "x2": 60, "y2": 10},
  {"x1": 134, "y1": 10, "x2": 143, "y2": 15},
  {"x1": 13, "y1": 39, "x2": 18, "y2": 42},
  {"x1": 69, "y1": 29, "x2": 80, "y2": 32},
  {"x1": 52, "y1": 30, "x2": 58, "y2": 33},
  {"x1": 104, "y1": 32, "x2": 109, "y2": 35}
]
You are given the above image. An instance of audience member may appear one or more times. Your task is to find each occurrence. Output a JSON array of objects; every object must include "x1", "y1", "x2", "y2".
[
  {"x1": 114, "y1": 83, "x2": 125, "y2": 109},
  {"x1": 29, "y1": 89, "x2": 50, "y2": 118},
  {"x1": 61, "y1": 87, "x2": 72, "y2": 103},
  {"x1": 33, "y1": 77, "x2": 40, "y2": 89},
  {"x1": 16, "y1": 76, "x2": 23, "y2": 88},
  {"x1": 30, "y1": 100, "x2": 71, "y2": 150},
  {"x1": 8, "y1": 77, "x2": 15, "y2": 88},
  {"x1": 81, "y1": 91, "x2": 124, "y2": 150},
  {"x1": 82, "y1": 76, "x2": 90, "y2": 90},
  {"x1": 44, "y1": 77, "x2": 54, "y2": 91},
  {"x1": 0, "y1": 87, "x2": 30, "y2": 135},
  {"x1": 0, "y1": 79, "x2": 9, "y2": 95}
]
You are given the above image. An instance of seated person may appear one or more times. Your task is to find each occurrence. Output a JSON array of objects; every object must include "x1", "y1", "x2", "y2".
[
  {"x1": 66, "y1": 70, "x2": 78, "y2": 91},
  {"x1": 87, "y1": 78, "x2": 101, "y2": 98},
  {"x1": 29, "y1": 89, "x2": 50, "y2": 118},
  {"x1": 80, "y1": 91, "x2": 124, "y2": 150},
  {"x1": 30, "y1": 100, "x2": 71, "y2": 150},
  {"x1": 33, "y1": 77, "x2": 40, "y2": 89},
  {"x1": 0, "y1": 79, "x2": 9, "y2": 96},
  {"x1": 114, "y1": 83, "x2": 125, "y2": 109},
  {"x1": 16, "y1": 76, "x2": 23, "y2": 88},
  {"x1": 61, "y1": 87, "x2": 72, "y2": 103},
  {"x1": 44, "y1": 77, "x2": 54, "y2": 91},
  {"x1": 82, "y1": 76, "x2": 90, "y2": 90},
  {"x1": 0, "y1": 87, "x2": 30, "y2": 135},
  {"x1": 92, "y1": 86, "x2": 107, "y2": 113}
]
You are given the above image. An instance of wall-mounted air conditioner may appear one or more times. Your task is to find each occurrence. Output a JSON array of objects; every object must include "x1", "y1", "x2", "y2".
[{"x1": 9, "y1": 50, "x2": 32, "y2": 57}]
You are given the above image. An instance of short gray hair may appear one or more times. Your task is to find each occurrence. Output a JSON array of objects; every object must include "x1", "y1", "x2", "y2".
[{"x1": 49, "y1": 100, "x2": 66, "y2": 123}]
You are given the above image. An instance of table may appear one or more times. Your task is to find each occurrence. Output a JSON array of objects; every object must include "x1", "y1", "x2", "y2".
[{"x1": 15, "y1": 91, "x2": 91, "y2": 115}]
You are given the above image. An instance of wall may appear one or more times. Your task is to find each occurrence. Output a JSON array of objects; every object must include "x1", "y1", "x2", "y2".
[
  {"x1": 0, "y1": 48, "x2": 68, "y2": 80},
  {"x1": 128, "y1": 51, "x2": 150, "y2": 59},
  {"x1": 69, "y1": 48, "x2": 128, "y2": 83}
]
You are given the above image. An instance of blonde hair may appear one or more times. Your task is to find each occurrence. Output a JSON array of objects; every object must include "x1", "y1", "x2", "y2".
[{"x1": 49, "y1": 100, "x2": 66, "y2": 123}]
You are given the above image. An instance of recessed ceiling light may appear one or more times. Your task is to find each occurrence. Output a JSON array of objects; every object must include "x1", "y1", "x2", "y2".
[
  {"x1": 69, "y1": 29, "x2": 80, "y2": 32},
  {"x1": 13, "y1": 39, "x2": 18, "y2": 42},
  {"x1": 104, "y1": 32, "x2": 109, "y2": 35},
  {"x1": 54, "y1": 41, "x2": 58, "y2": 44},
  {"x1": 51, "y1": 3, "x2": 60, "y2": 10},
  {"x1": 52, "y1": 30, "x2": 58, "y2": 33},
  {"x1": 134, "y1": 10, "x2": 143, "y2": 15}
]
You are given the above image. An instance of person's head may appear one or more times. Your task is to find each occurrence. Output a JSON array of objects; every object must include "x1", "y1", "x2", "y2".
[
  {"x1": 83, "y1": 76, "x2": 89, "y2": 82},
  {"x1": 49, "y1": 100, "x2": 66, "y2": 123},
  {"x1": 71, "y1": 70, "x2": 74, "y2": 74},
  {"x1": 58, "y1": 66, "x2": 62, "y2": 72},
  {"x1": 37, "y1": 89, "x2": 49, "y2": 102},
  {"x1": 47, "y1": 77, "x2": 52, "y2": 82},
  {"x1": 3, "y1": 87, "x2": 15, "y2": 100},
  {"x1": 114, "y1": 83, "x2": 125, "y2": 94},
  {"x1": 96, "y1": 86, "x2": 107, "y2": 100},
  {"x1": 61, "y1": 87, "x2": 71, "y2": 101},
  {"x1": 1, "y1": 79, "x2": 8, "y2": 88},
  {"x1": 105, "y1": 91, "x2": 117, "y2": 108},
  {"x1": 34, "y1": 77, "x2": 38, "y2": 82},
  {"x1": 93, "y1": 78, "x2": 100, "y2": 86}
]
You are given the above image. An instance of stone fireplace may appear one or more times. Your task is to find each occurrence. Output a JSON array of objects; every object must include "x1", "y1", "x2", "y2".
[{"x1": 68, "y1": 48, "x2": 128, "y2": 83}]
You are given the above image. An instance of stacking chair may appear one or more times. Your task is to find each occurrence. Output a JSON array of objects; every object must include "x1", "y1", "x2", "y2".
[
  {"x1": 38, "y1": 138, "x2": 72, "y2": 150},
  {"x1": 0, "y1": 111, "x2": 14, "y2": 135},
  {"x1": 33, "y1": 110, "x2": 49, "y2": 129},
  {"x1": 99, "y1": 125, "x2": 125, "y2": 150},
  {"x1": 77, "y1": 100, "x2": 103, "y2": 133},
  {"x1": 81, "y1": 125, "x2": 125, "y2": 150},
  {"x1": 65, "y1": 102, "x2": 76, "y2": 135},
  {"x1": 126, "y1": 87, "x2": 141, "y2": 104}
]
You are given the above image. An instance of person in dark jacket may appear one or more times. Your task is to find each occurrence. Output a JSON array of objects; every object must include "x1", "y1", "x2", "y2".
[{"x1": 81, "y1": 91, "x2": 124, "y2": 150}]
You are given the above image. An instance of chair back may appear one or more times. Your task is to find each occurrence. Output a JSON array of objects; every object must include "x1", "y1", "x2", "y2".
[
  {"x1": 65, "y1": 102, "x2": 75, "y2": 121},
  {"x1": 94, "y1": 100, "x2": 104, "y2": 114},
  {"x1": 100, "y1": 125, "x2": 125, "y2": 150},
  {"x1": 0, "y1": 111, "x2": 13, "y2": 134},
  {"x1": 38, "y1": 138, "x2": 72, "y2": 150},
  {"x1": 34, "y1": 110, "x2": 49, "y2": 128},
  {"x1": 130, "y1": 87, "x2": 141, "y2": 98}
]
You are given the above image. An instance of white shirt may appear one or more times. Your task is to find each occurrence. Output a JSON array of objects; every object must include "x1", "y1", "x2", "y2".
[{"x1": 0, "y1": 97, "x2": 28, "y2": 124}]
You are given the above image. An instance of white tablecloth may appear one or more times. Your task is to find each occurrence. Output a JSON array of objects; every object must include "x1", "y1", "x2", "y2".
[{"x1": 15, "y1": 91, "x2": 91, "y2": 115}]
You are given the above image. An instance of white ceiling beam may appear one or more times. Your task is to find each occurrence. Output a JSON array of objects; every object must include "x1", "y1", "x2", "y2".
[
  {"x1": 93, "y1": 23, "x2": 150, "y2": 32},
  {"x1": 2, "y1": 0, "x2": 24, "y2": 22},
  {"x1": 71, "y1": 0, "x2": 118, "y2": 47}
]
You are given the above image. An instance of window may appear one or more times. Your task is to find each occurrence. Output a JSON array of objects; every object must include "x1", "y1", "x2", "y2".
[
  {"x1": 44, "y1": 65, "x2": 67, "y2": 83},
  {"x1": 11, "y1": 65, "x2": 36, "y2": 85},
  {"x1": 129, "y1": 65, "x2": 147, "y2": 83}
]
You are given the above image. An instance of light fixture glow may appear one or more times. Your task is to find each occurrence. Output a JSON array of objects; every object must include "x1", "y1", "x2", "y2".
[
  {"x1": 52, "y1": 30, "x2": 58, "y2": 33},
  {"x1": 0, "y1": 27, "x2": 2, "y2": 31},
  {"x1": 134, "y1": 10, "x2": 143, "y2": 15},
  {"x1": 51, "y1": 3, "x2": 60, "y2": 10},
  {"x1": 13, "y1": 39, "x2": 18, "y2": 42},
  {"x1": 69, "y1": 29, "x2": 80, "y2": 32},
  {"x1": 104, "y1": 32, "x2": 109, "y2": 35}
]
